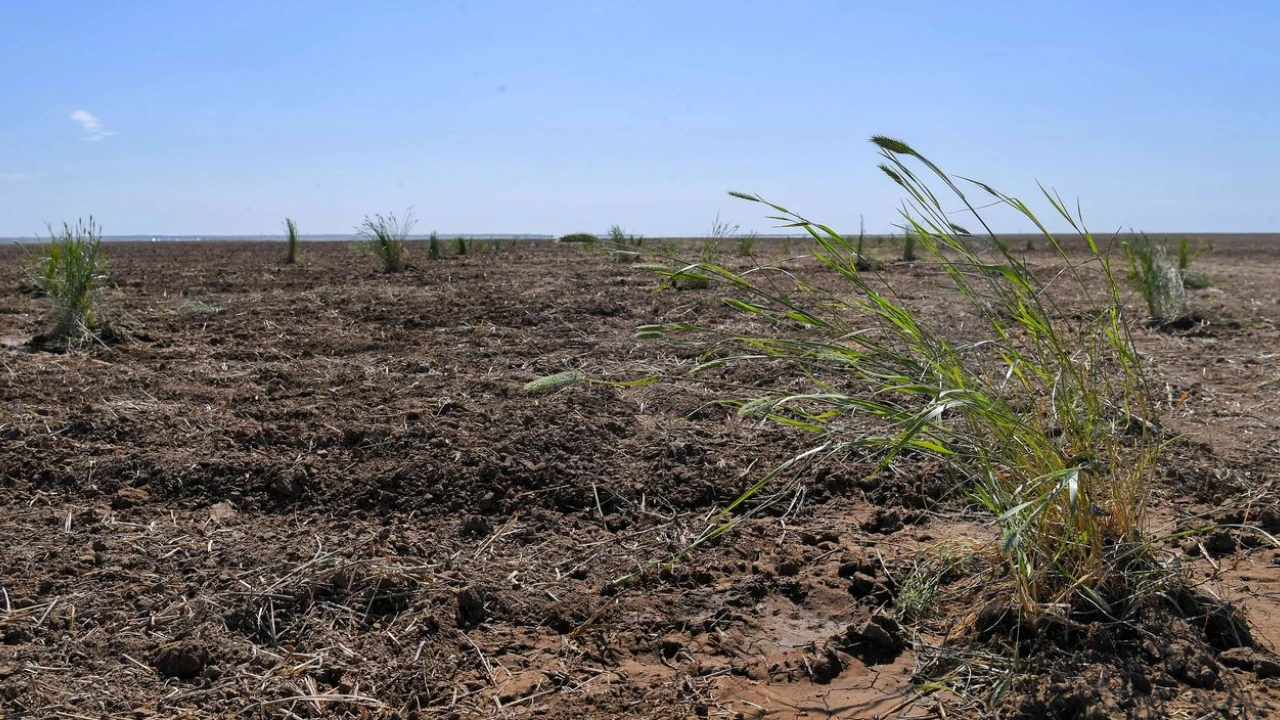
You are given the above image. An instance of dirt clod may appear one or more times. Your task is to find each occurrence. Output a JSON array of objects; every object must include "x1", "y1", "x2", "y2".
[
  {"x1": 460, "y1": 515, "x2": 492, "y2": 537},
  {"x1": 840, "y1": 614, "x2": 904, "y2": 664},
  {"x1": 457, "y1": 587, "x2": 486, "y2": 628},
  {"x1": 112, "y1": 486, "x2": 150, "y2": 508},
  {"x1": 152, "y1": 641, "x2": 211, "y2": 680}
]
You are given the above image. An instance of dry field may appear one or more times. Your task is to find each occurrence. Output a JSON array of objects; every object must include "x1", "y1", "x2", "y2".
[{"x1": 1, "y1": 237, "x2": 1279, "y2": 718}]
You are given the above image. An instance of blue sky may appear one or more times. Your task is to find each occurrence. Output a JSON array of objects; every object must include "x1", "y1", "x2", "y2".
[{"x1": 1, "y1": 1, "x2": 1277, "y2": 237}]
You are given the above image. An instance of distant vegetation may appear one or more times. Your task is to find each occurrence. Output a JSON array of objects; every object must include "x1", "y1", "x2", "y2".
[
  {"x1": 557, "y1": 232, "x2": 600, "y2": 245},
  {"x1": 284, "y1": 217, "x2": 300, "y2": 264},
  {"x1": 901, "y1": 226, "x2": 917, "y2": 261},
  {"x1": 608, "y1": 224, "x2": 643, "y2": 248}
]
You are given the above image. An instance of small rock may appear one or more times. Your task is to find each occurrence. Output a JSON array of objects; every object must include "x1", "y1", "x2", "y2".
[
  {"x1": 800, "y1": 530, "x2": 839, "y2": 546},
  {"x1": 1220, "y1": 647, "x2": 1256, "y2": 671},
  {"x1": 776, "y1": 559, "x2": 801, "y2": 577},
  {"x1": 861, "y1": 509, "x2": 904, "y2": 535},
  {"x1": 859, "y1": 616, "x2": 901, "y2": 648},
  {"x1": 837, "y1": 559, "x2": 873, "y2": 578},
  {"x1": 113, "y1": 487, "x2": 150, "y2": 509},
  {"x1": 1223, "y1": 647, "x2": 1280, "y2": 679},
  {"x1": 1127, "y1": 669, "x2": 1152, "y2": 694},
  {"x1": 270, "y1": 471, "x2": 309, "y2": 499},
  {"x1": 842, "y1": 614, "x2": 904, "y2": 663},
  {"x1": 1256, "y1": 656, "x2": 1280, "y2": 679},
  {"x1": 457, "y1": 587, "x2": 486, "y2": 628},
  {"x1": 806, "y1": 644, "x2": 846, "y2": 684},
  {"x1": 659, "y1": 635, "x2": 684, "y2": 660},
  {"x1": 1258, "y1": 508, "x2": 1280, "y2": 532},
  {"x1": 153, "y1": 641, "x2": 210, "y2": 679},
  {"x1": 1204, "y1": 530, "x2": 1237, "y2": 557},
  {"x1": 208, "y1": 502, "x2": 237, "y2": 523},
  {"x1": 848, "y1": 572, "x2": 877, "y2": 597},
  {"x1": 460, "y1": 516, "x2": 492, "y2": 538}
]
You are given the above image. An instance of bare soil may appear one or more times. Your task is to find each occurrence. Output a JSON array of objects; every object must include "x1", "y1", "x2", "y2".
[{"x1": 2, "y1": 238, "x2": 1279, "y2": 718}]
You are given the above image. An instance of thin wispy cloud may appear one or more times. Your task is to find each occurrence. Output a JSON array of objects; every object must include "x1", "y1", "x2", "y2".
[
  {"x1": 70, "y1": 109, "x2": 114, "y2": 141},
  {"x1": 0, "y1": 172, "x2": 28, "y2": 182}
]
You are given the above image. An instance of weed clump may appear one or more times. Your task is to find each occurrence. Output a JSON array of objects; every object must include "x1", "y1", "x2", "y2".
[
  {"x1": 557, "y1": 232, "x2": 599, "y2": 246},
  {"x1": 608, "y1": 224, "x2": 643, "y2": 248},
  {"x1": 701, "y1": 213, "x2": 736, "y2": 263},
  {"x1": 608, "y1": 225, "x2": 643, "y2": 261},
  {"x1": 1177, "y1": 237, "x2": 1212, "y2": 288},
  {"x1": 1123, "y1": 233, "x2": 1188, "y2": 322},
  {"x1": 1176, "y1": 237, "x2": 1210, "y2": 272},
  {"x1": 26, "y1": 218, "x2": 108, "y2": 346},
  {"x1": 358, "y1": 210, "x2": 414, "y2": 272},
  {"x1": 901, "y1": 226, "x2": 917, "y2": 261},
  {"x1": 648, "y1": 137, "x2": 1170, "y2": 634}
]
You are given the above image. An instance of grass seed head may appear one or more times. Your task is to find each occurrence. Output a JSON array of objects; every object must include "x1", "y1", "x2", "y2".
[{"x1": 523, "y1": 371, "x2": 587, "y2": 394}]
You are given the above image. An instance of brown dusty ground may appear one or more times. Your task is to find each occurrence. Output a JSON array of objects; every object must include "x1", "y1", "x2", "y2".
[{"x1": 1, "y1": 237, "x2": 1279, "y2": 719}]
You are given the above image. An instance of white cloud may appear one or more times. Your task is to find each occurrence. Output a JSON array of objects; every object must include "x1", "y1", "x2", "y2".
[
  {"x1": 0, "y1": 172, "x2": 28, "y2": 182},
  {"x1": 70, "y1": 109, "x2": 114, "y2": 141}
]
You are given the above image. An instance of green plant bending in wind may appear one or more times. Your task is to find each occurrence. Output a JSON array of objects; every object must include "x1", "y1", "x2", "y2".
[
  {"x1": 633, "y1": 136, "x2": 1162, "y2": 624},
  {"x1": 26, "y1": 217, "x2": 108, "y2": 345},
  {"x1": 284, "y1": 217, "x2": 301, "y2": 264},
  {"x1": 358, "y1": 210, "x2": 414, "y2": 272}
]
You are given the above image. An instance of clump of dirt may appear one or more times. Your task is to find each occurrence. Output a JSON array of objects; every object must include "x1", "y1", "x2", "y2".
[
  {"x1": 152, "y1": 640, "x2": 213, "y2": 680},
  {"x1": 904, "y1": 561, "x2": 1273, "y2": 718}
]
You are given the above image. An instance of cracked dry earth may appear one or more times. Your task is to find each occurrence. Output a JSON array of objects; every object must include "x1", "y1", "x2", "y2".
[{"x1": 1, "y1": 237, "x2": 1280, "y2": 718}]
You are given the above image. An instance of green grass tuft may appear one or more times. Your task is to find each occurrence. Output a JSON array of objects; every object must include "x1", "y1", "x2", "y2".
[
  {"x1": 358, "y1": 210, "x2": 414, "y2": 272},
  {"x1": 608, "y1": 224, "x2": 643, "y2": 248},
  {"x1": 701, "y1": 213, "x2": 736, "y2": 263},
  {"x1": 1176, "y1": 237, "x2": 1210, "y2": 272},
  {"x1": 284, "y1": 217, "x2": 300, "y2": 264},
  {"x1": 26, "y1": 218, "x2": 107, "y2": 345},
  {"x1": 639, "y1": 137, "x2": 1166, "y2": 631},
  {"x1": 558, "y1": 232, "x2": 599, "y2": 245},
  {"x1": 1122, "y1": 233, "x2": 1187, "y2": 322}
]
